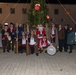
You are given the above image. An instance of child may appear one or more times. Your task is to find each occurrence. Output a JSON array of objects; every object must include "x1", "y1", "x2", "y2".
[
  {"x1": 18, "y1": 32, "x2": 26, "y2": 53},
  {"x1": 40, "y1": 34, "x2": 51, "y2": 53}
]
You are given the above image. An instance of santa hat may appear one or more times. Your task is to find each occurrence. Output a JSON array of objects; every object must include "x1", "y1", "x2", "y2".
[{"x1": 4, "y1": 23, "x2": 8, "y2": 26}]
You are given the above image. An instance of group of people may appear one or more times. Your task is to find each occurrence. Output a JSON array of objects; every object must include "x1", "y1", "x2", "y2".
[{"x1": 1, "y1": 22, "x2": 75, "y2": 56}]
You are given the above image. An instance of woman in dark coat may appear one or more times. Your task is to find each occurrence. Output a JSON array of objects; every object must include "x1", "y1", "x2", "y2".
[
  {"x1": 67, "y1": 26, "x2": 75, "y2": 53},
  {"x1": 64, "y1": 25, "x2": 68, "y2": 52}
]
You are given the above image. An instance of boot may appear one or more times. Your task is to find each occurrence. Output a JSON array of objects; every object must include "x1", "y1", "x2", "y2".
[
  {"x1": 69, "y1": 51, "x2": 72, "y2": 53},
  {"x1": 7, "y1": 50, "x2": 10, "y2": 52},
  {"x1": 36, "y1": 53, "x2": 39, "y2": 56},
  {"x1": 3, "y1": 50, "x2": 5, "y2": 53}
]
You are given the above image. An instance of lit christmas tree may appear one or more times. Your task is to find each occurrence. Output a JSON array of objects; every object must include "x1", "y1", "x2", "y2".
[{"x1": 28, "y1": 0, "x2": 49, "y2": 27}]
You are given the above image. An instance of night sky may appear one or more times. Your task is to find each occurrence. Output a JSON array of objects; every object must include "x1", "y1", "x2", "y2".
[{"x1": 0, "y1": 0, "x2": 76, "y2": 4}]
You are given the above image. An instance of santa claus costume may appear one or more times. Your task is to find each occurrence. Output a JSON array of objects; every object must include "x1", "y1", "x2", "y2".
[{"x1": 36, "y1": 24, "x2": 46, "y2": 51}]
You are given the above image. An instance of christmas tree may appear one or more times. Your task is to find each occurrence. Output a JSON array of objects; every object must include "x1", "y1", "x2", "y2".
[{"x1": 28, "y1": 0, "x2": 49, "y2": 27}]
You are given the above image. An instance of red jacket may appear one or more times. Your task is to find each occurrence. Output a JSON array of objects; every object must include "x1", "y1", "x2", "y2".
[{"x1": 41, "y1": 38, "x2": 48, "y2": 47}]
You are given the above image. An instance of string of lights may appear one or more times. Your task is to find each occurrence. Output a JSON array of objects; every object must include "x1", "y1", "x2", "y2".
[{"x1": 57, "y1": 0, "x2": 76, "y2": 25}]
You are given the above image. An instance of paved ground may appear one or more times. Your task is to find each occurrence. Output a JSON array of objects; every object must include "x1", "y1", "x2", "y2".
[{"x1": 0, "y1": 49, "x2": 76, "y2": 75}]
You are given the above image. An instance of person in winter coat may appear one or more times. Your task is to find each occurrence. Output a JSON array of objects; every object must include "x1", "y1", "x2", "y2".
[
  {"x1": 8, "y1": 23, "x2": 15, "y2": 51},
  {"x1": 58, "y1": 24, "x2": 64, "y2": 52},
  {"x1": 67, "y1": 26, "x2": 75, "y2": 53},
  {"x1": 64, "y1": 25, "x2": 68, "y2": 52},
  {"x1": 1, "y1": 23, "x2": 11, "y2": 52},
  {"x1": 14, "y1": 23, "x2": 24, "y2": 53},
  {"x1": 44, "y1": 23, "x2": 50, "y2": 42}
]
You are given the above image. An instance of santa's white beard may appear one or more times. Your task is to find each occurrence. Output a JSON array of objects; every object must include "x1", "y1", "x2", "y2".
[
  {"x1": 39, "y1": 27, "x2": 42, "y2": 30},
  {"x1": 39, "y1": 27, "x2": 43, "y2": 34}
]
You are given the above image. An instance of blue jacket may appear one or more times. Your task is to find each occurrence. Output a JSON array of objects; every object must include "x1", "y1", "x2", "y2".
[{"x1": 14, "y1": 26, "x2": 24, "y2": 39}]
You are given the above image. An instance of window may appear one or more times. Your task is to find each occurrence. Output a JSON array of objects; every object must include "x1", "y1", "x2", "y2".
[
  {"x1": 0, "y1": 8, "x2": 2, "y2": 14},
  {"x1": 10, "y1": 8, "x2": 15, "y2": 14},
  {"x1": 54, "y1": 9, "x2": 59, "y2": 15},
  {"x1": 22, "y1": 8, "x2": 27, "y2": 14}
]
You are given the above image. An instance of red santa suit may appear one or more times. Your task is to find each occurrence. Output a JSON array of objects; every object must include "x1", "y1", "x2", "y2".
[{"x1": 36, "y1": 28, "x2": 46, "y2": 48}]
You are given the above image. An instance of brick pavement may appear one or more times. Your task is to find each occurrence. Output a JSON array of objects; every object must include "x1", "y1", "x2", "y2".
[{"x1": 0, "y1": 49, "x2": 76, "y2": 75}]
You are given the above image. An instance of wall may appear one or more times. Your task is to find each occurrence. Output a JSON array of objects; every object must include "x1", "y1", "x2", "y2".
[
  {"x1": 0, "y1": 3, "x2": 76, "y2": 28},
  {"x1": 47, "y1": 4, "x2": 76, "y2": 28},
  {"x1": 0, "y1": 3, "x2": 30, "y2": 25}
]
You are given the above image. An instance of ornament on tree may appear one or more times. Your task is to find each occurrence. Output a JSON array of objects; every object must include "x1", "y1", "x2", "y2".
[
  {"x1": 28, "y1": 0, "x2": 48, "y2": 27},
  {"x1": 46, "y1": 15, "x2": 50, "y2": 19},
  {"x1": 35, "y1": 4, "x2": 40, "y2": 10}
]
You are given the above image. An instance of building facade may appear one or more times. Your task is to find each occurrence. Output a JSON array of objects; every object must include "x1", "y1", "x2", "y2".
[{"x1": 0, "y1": 3, "x2": 76, "y2": 28}]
